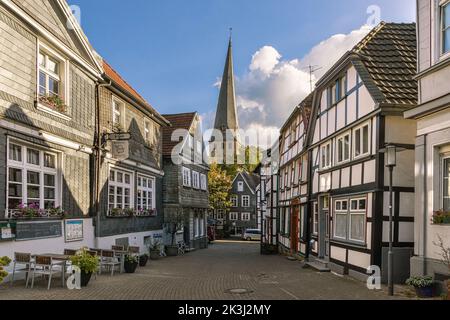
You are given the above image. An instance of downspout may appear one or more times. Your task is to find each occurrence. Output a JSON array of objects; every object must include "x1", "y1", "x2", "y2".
[
  {"x1": 94, "y1": 79, "x2": 112, "y2": 249},
  {"x1": 422, "y1": 134, "x2": 427, "y2": 276},
  {"x1": 305, "y1": 149, "x2": 313, "y2": 261}
]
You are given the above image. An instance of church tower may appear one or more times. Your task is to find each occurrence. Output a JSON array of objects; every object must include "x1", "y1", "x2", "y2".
[{"x1": 210, "y1": 35, "x2": 241, "y2": 164}]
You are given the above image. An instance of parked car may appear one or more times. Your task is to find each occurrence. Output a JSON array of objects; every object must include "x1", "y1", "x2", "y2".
[{"x1": 242, "y1": 229, "x2": 261, "y2": 241}]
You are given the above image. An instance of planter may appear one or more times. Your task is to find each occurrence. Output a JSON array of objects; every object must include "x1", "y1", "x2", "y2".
[
  {"x1": 166, "y1": 246, "x2": 179, "y2": 257},
  {"x1": 149, "y1": 250, "x2": 160, "y2": 260},
  {"x1": 124, "y1": 261, "x2": 138, "y2": 274},
  {"x1": 414, "y1": 286, "x2": 434, "y2": 298},
  {"x1": 139, "y1": 255, "x2": 149, "y2": 267},
  {"x1": 80, "y1": 271, "x2": 92, "y2": 287}
]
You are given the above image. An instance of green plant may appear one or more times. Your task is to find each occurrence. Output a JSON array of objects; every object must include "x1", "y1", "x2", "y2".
[
  {"x1": 125, "y1": 254, "x2": 139, "y2": 264},
  {"x1": 432, "y1": 210, "x2": 450, "y2": 224},
  {"x1": 406, "y1": 276, "x2": 434, "y2": 288},
  {"x1": 70, "y1": 248, "x2": 99, "y2": 274},
  {"x1": 150, "y1": 241, "x2": 161, "y2": 252},
  {"x1": 0, "y1": 256, "x2": 11, "y2": 283},
  {"x1": 39, "y1": 94, "x2": 67, "y2": 113}
]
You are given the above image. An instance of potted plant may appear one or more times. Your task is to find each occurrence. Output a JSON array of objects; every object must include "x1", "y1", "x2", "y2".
[
  {"x1": 70, "y1": 248, "x2": 99, "y2": 287},
  {"x1": 139, "y1": 253, "x2": 149, "y2": 267},
  {"x1": 406, "y1": 276, "x2": 435, "y2": 298},
  {"x1": 149, "y1": 241, "x2": 161, "y2": 260},
  {"x1": 433, "y1": 234, "x2": 450, "y2": 300},
  {"x1": 124, "y1": 255, "x2": 139, "y2": 273},
  {"x1": 164, "y1": 209, "x2": 184, "y2": 257},
  {"x1": 0, "y1": 256, "x2": 11, "y2": 284}
]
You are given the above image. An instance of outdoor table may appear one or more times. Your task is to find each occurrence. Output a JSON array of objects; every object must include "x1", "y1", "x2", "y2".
[
  {"x1": 39, "y1": 254, "x2": 71, "y2": 287},
  {"x1": 113, "y1": 250, "x2": 128, "y2": 273}
]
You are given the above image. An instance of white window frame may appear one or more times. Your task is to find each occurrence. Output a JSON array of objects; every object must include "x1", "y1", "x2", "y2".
[
  {"x1": 349, "y1": 197, "x2": 367, "y2": 243},
  {"x1": 182, "y1": 167, "x2": 191, "y2": 187},
  {"x1": 6, "y1": 139, "x2": 60, "y2": 216},
  {"x1": 242, "y1": 212, "x2": 251, "y2": 221},
  {"x1": 137, "y1": 174, "x2": 155, "y2": 211},
  {"x1": 441, "y1": 153, "x2": 450, "y2": 211},
  {"x1": 231, "y1": 195, "x2": 238, "y2": 207},
  {"x1": 108, "y1": 167, "x2": 134, "y2": 212},
  {"x1": 242, "y1": 195, "x2": 250, "y2": 208},
  {"x1": 353, "y1": 122, "x2": 371, "y2": 159},
  {"x1": 192, "y1": 171, "x2": 200, "y2": 189},
  {"x1": 37, "y1": 41, "x2": 70, "y2": 119},
  {"x1": 229, "y1": 212, "x2": 238, "y2": 221},
  {"x1": 200, "y1": 173, "x2": 207, "y2": 190},
  {"x1": 333, "y1": 199, "x2": 349, "y2": 240},
  {"x1": 313, "y1": 202, "x2": 319, "y2": 235},
  {"x1": 320, "y1": 141, "x2": 332, "y2": 169},
  {"x1": 112, "y1": 96, "x2": 125, "y2": 129},
  {"x1": 237, "y1": 181, "x2": 244, "y2": 192},
  {"x1": 440, "y1": 0, "x2": 450, "y2": 56},
  {"x1": 336, "y1": 132, "x2": 351, "y2": 164}
]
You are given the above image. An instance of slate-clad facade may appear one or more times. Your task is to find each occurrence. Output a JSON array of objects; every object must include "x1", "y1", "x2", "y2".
[
  {"x1": 162, "y1": 112, "x2": 209, "y2": 250},
  {"x1": 0, "y1": 0, "x2": 103, "y2": 257},
  {"x1": 306, "y1": 22, "x2": 417, "y2": 281}
]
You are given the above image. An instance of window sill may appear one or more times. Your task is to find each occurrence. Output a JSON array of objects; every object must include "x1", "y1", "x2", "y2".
[
  {"x1": 330, "y1": 238, "x2": 367, "y2": 249},
  {"x1": 37, "y1": 103, "x2": 71, "y2": 121}
]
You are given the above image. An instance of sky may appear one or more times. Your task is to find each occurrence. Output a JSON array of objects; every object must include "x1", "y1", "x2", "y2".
[{"x1": 69, "y1": 0, "x2": 415, "y2": 137}]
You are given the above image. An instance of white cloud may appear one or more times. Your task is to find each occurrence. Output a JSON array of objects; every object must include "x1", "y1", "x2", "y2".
[{"x1": 233, "y1": 24, "x2": 372, "y2": 142}]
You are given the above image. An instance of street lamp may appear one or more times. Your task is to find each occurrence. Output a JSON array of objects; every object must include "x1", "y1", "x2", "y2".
[{"x1": 380, "y1": 144, "x2": 402, "y2": 296}]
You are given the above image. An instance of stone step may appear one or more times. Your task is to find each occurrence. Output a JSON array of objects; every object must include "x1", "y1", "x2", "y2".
[{"x1": 306, "y1": 261, "x2": 331, "y2": 272}]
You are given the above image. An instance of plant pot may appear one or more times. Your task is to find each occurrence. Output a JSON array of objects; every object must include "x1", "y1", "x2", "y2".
[
  {"x1": 124, "y1": 261, "x2": 138, "y2": 274},
  {"x1": 166, "y1": 246, "x2": 179, "y2": 257},
  {"x1": 139, "y1": 255, "x2": 149, "y2": 267},
  {"x1": 80, "y1": 271, "x2": 92, "y2": 287},
  {"x1": 414, "y1": 286, "x2": 434, "y2": 298},
  {"x1": 149, "y1": 251, "x2": 160, "y2": 260}
]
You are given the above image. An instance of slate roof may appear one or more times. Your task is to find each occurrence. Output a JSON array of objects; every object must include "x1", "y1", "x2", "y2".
[
  {"x1": 103, "y1": 61, "x2": 169, "y2": 125},
  {"x1": 351, "y1": 22, "x2": 417, "y2": 106},
  {"x1": 161, "y1": 112, "x2": 197, "y2": 156},
  {"x1": 240, "y1": 171, "x2": 260, "y2": 191}
]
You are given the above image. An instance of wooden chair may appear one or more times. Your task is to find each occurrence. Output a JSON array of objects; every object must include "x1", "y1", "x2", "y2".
[
  {"x1": 30, "y1": 256, "x2": 64, "y2": 290},
  {"x1": 100, "y1": 250, "x2": 121, "y2": 276},
  {"x1": 64, "y1": 249, "x2": 77, "y2": 256},
  {"x1": 112, "y1": 245, "x2": 125, "y2": 251},
  {"x1": 10, "y1": 252, "x2": 33, "y2": 288}
]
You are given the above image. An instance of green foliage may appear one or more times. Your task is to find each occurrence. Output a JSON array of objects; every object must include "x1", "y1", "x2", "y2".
[
  {"x1": 0, "y1": 256, "x2": 11, "y2": 283},
  {"x1": 150, "y1": 240, "x2": 161, "y2": 252},
  {"x1": 208, "y1": 163, "x2": 232, "y2": 210},
  {"x1": 70, "y1": 248, "x2": 99, "y2": 274},
  {"x1": 125, "y1": 255, "x2": 139, "y2": 263},
  {"x1": 165, "y1": 208, "x2": 185, "y2": 245},
  {"x1": 406, "y1": 276, "x2": 434, "y2": 288},
  {"x1": 432, "y1": 210, "x2": 450, "y2": 224}
]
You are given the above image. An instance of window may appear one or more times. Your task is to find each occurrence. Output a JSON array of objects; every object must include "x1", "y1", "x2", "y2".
[
  {"x1": 194, "y1": 215, "x2": 199, "y2": 237},
  {"x1": 242, "y1": 195, "x2": 250, "y2": 207},
  {"x1": 237, "y1": 181, "x2": 244, "y2": 192},
  {"x1": 242, "y1": 213, "x2": 251, "y2": 221},
  {"x1": 327, "y1": 75, "x2": 346, "y2": 106},
  {"x1": 137, "y1": 175, "x2": 155, "y2": 210},
  {"x1": 7, "y1": 141, "x2": 59, "y2": 213},
  {"x1": 192, "y1": 171, "x2": 200, "y2": 189},
  {"x1": 38, "y1": 50, "x2": 63, "y2": 100},
  {"x1": 354, "y1": 123, "x2": 370, "y2": 158},
  {"x1": 231, "y1": 195, "x2": 238, "y2": 207},
  {"x1": 313, "y1": 202, "x2": 319, "y2": 234},
  {"x1": 182, "y1": 167, "x2": 191, "y2": 187},
  {"x1": 108, "y1": 168, "x2": 133, "y2": 211},
  {"x1": 200, "y1": 174, "x2": 207, "y2": 190},
  {"x1": 336, "y1": 133, "x2": 350, "y2": 164},
  {"x1": 230, "y1": 212, "x2": 238, "y2": 221},
  {"x1": 200, "y1": 215, "x2": 205, "y2": 236},
  {"x1": 112, "y1": 97, "x2": 124, "y2": 129},
  {"x1": 442, "y1": 1, "x2": 450, "y2": 54},
  {"x1": 216, "y1": 210, "x2": 224, "y2": 220},
  {"x1": 442, "y1": 156, "x2": 450, "y2": 211},
  {"x1": 321, "y1": 142, "x2": 331, "y2": 169},
  {"x1": 333, "y1": 197, "x2": 367, "y2": 243},
  {"x1": 144, "y1": 120, "x2": 151, "y2": 143}
]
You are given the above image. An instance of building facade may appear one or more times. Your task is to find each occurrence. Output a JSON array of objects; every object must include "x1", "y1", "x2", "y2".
[
  {"x1": 405, "y1": 0, "x2": 450, "y2": 280},
  {"x1": 278, "y1": 94, "x2": 312, "y2": 256},
  {"x1": 162, "y1": 112, "x2": 209, "y2": 250},
  {"x1": 0, "y1": 0, "x2": 102, "y2": 257},
  {"x1": 94, "y1": 61, "x2": 170, "y2": 252},
  {"x1": 306, "y1": 23, "x2": 417, "y2": 281},
  {"x1": 228, "y1": 171, "x2": 259, "y2": 236}
]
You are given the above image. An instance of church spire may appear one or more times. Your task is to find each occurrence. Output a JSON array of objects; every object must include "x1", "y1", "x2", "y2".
[{"x1": 214, "y1": 34, "x2": 239, "y2": 131}]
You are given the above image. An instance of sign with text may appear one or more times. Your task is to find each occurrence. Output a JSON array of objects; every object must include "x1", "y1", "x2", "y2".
[
  {"x1": 106, "y1": 132, "x2": 131, "y2": 141},
  {"x1": 16, "y1": 221, "x2": 62, "y2": 241},
  {"x1": 65, "y1": 219, "x2": 84, "y2": 242},
  {"x1": 0, "y1": 222, "x2": 15, "y2": 240},
  {"x1": 112, "y1": 140, "x2": 129, "y2": 161}
]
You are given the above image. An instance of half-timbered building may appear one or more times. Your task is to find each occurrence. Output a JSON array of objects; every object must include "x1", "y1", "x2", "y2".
[
  {"x1": 278, "y1": 94, "x2": 312, "y2": 256},
  {"x1": 306, "y1": 22, "x2": 418, "y2": 281}
]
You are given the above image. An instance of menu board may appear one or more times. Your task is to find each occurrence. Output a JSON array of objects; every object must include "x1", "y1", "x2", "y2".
[
  {"x1": 65, "y1": 219, "x2": 84, "y2": 242},
  {"x1": 0, "y1": 222, "x2": 15, "y2": 241},
  {"x1": 16, "y1": 221, "x2": 62, "y2": 241}
]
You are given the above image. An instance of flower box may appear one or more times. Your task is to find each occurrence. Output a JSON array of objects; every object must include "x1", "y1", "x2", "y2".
[
  {"x1": 8, "y1": 204, "x2": 65, "y2": 220},
  {"x1": 107, "y1": 208, "x2": 157, "y2": 218},
  {"x1": 432, "y1": 210, "x2": 450, "y2": 225}
]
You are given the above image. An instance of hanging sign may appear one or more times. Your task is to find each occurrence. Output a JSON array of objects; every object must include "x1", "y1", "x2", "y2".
[{"x1": 112, "y1": 140, "x2": 130, "y2": 161}]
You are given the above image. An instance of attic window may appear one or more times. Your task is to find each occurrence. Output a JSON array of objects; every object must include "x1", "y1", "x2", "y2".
[{"x1": 238, "y1": 181, "x2": 244, "y2": 192}]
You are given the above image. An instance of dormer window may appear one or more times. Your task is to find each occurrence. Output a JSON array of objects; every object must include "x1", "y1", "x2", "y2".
[{"x1": 327, "y1": 75, "x2": 346, "y2": 107}]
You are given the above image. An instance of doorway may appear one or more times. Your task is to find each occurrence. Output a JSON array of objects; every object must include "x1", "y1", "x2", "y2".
[
  {"x1": 318, "y1": 195, "x2": 330, "y2": 261},
  {"x1": 290, "y1": 205, "x2": 299, "y2": 254}
]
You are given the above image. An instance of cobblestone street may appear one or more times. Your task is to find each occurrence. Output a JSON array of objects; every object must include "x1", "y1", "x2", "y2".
[{"x1": 0, "y1": 241, "x2": 409, "y2": 300}]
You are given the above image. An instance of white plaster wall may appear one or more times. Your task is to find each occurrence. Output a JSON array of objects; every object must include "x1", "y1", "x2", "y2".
[
  {"x1": 328, "y1": 106, "x2": 336, "y2": 135},
  {"x1": 96, "y1": 229, "x2": 163, "y2": 254},
  {"x1": 385, "y1": 116, "x2": 417, "y2": 145},
  {"x1": 336, "y1": 100, "x2": 346, "y2": 131},
  {"x1": 347, "y1": 65, "x2": 358, "y2": 90},
  {"x1": 330, "y1": 246, "x2": 346, "y2": 262},
  {"x1": 420, "y1": 65, "x2": 450, "y2": 104},
  {"x1": 351, "y1": 163, "x2": 362, "y2": 186},
  {"x1": 332, "y1": 170, "x2": 340, "y2": 190},
  {"x1": 313, "y1": 171, "x2": 319, "y2": 194},
  {"x1": 363, "y1": 160, "x2": 376, "y2": 184},
  {"x1": 321, "y1": 90, "x2": 328, "y2": 112},
  {"x1": 348, "y1": 251, "x2": 371, "y2": 269},
  {"x1": 399, "y1": 193, "x2": 415, "y2": 217},
  {"x1": 319, "y1": 173, "x2": 331, "y2": 192},
  {"x1": 347, "y1": 92, "x2": 357, "y2": 124},
  {"x1": 341, "y1": 167, "x2": 350, "y2": 188},
  {"x1": 366, "y1": 221, "x2": 372, "y2": 250},
  {"x1": 384, "y1": 149, "x2": 415, "y2": 187},
  {"x1": 399, "y1": 222, "x2": 414, "y2": 243},
  {"x1": 320, "y1": 114, "x2": 327, "y2": 140},
  {"x1": 367, "y1": 193, "x2": 373, "y2": 218},
  {"x1": 358, "y1": 85, "x2": 375, "y2": 118}
]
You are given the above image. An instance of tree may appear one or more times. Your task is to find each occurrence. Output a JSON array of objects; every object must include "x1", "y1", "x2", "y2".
[
  {"x1": 165, "y1": 208, "x2": 185, "y2": 247},
  {"x1": 208, "y1": 163, "x2": 232, "y2": 211}
]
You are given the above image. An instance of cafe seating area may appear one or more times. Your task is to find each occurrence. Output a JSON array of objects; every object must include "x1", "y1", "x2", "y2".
[{"x1": 8, "y1": 245, "x2": 145, "y2": 290}]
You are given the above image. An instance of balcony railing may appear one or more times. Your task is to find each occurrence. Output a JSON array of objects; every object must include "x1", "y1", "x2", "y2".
[{"x1": 7, "y1": 207, "x2": 65, "y2": 219}]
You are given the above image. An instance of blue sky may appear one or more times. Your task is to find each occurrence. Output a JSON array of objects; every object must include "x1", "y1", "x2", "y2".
[{"x1": 69, "y1": 0, "x2": 415, "y2": 130}]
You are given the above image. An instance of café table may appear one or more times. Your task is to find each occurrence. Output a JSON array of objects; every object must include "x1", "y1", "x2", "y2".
[{"x1": 39, "y1": 253, "x2": 71, "y2": 287}]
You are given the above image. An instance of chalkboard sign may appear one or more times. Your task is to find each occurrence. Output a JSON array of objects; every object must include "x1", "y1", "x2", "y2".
[{"x1": 16, "y1": 221, "x2": 63, "y2": 241}]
